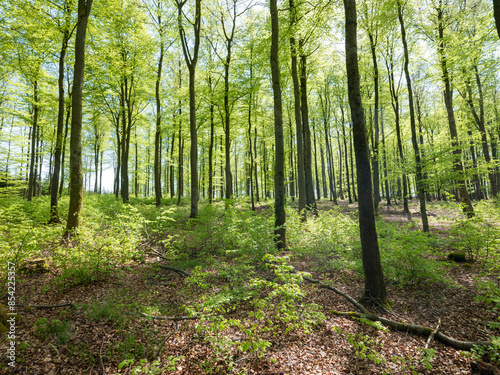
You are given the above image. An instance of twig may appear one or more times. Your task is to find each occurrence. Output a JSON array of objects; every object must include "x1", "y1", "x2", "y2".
[
  {"x1": 157, "y1": 264, "x2": 192, "y2": 278},
  {"x1": 48, "y1": 343, "x2": 59, "y2": 356},
  {"x1": 425, "y1": 318, "x2": 441, "y2": 350},
  {"x1": 16, "y1": 302, "x2": 76, "y2": 309},
  {"x1": 155, "y1": 322, "x2": 180, "y2": 358},
  {"x1": 99, "y1": 338, "x2": 105, "y2": 374},
  {"x1": 140, "y1": 312, "x2": 198, "y2": 321}
]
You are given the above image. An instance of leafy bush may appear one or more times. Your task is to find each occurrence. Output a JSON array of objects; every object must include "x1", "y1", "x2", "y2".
[
  {"x1": 378, "y1": 221, "x2": 447, "y2": 287},
  {"x1": 286, "y1": 208, "x2": 360, "y2": 274}
]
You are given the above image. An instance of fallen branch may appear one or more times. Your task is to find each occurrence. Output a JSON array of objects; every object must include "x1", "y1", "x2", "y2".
[
  {"x1": 425, "y1": 318, "x2": 441, "y2": 350},
  {"x1": 301, "y1": 274, "x2": 368, "y2": 314},
  {"x1": 140, "y1": 312, "x2": 198, "y2": 321},
  {"x1": 157, "y1": 264, "x2": 192, "y2": 278},
  {"x1": 331, "y1": 310, "x2": 493, "y2": 351},
  {"x1": 16, "y1": 303, "x2": 76, "y2": 309}
]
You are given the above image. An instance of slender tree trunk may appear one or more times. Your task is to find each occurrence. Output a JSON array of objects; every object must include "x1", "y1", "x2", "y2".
[
  {"x1": 398, "y1": 2, "x2": 429, "y2": 231},
  {"x1": 342, "y1": 120, "x2": 353, "y2": 204},
  {"x1": 289, "y1": 120, "x2": 296, "y2": 201},
  {"x1": 176, "y1": 0, "x2": 200, "y2": 217},
  {"x1": 337, "y1": 129, "x2": 344, "y2": 200},
  {"x1": 254, "y1": 126, "x2": 260, "y2": 202},
  {"x1": 59, "y1": 100, "x2": 71, "y2": 197},
  {"x1": 313, "y1": 120, "x2": 321, "y2": 200},
  {"x1": 436, "y1": 1, "x2": 473, "y2": 216},
  {"x1": 28, "y1": 81, "x2": 39, "y2": 202},
  {"x1": 289, "y1": 0, "x2": 306, "y2": 219},
  {"x1": 300, "y1": 53, "x2": 316, "y2": 212},
  {"x1": 386, "y1": 47, "x2": 409, "y2": 213},
  {"x1": 368, "y1": 31, "x2": 380, "y2": 212},
  {"x1": 65, "y1": 0, "x2": 93, "y2": 237},
  {"x1": 154, "y1": 9, "x2": 165, "y2": 207},
  {"x1": 49, "y1": 23, "x2": 71, "y2": 223},
  {"x1": 321, "y1": 145, "x2": 327, "y2": 198},
  {"x1": 344, "y1": 0, "x2": 387, "y2": 306},
  {"x1": 208, "y1": 80, "x2": 215, "y2": 204},
  {"x1": 381, "y1": 109, "x2": 390, "y2": 205},
  {"x1": 248, "y1": 53, "x2": 255, "y2": 210},
  {"x1": 177, "y1": 118, "x2": 183, "y2": 206},
  {"x1": 270, "y1": 0, "x2": 286, "y2": 248}
]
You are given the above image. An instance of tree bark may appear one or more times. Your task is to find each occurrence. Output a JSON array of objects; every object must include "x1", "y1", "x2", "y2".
[
  {"x1": 436, "y1": 1, "x2": 474, "y2": 216},
  {"x1": 65, "y1": 0, "x2": 93, "y2": 237},
  {"x1": 176, "y1": 0, "x2": 201, "y2": 218},
  {"x1": 289, "y1": 0, "x2": 307, "y2": 220},
  {"x1": 344, "y1": 0, "x2": 387, "y2": 306},
  {"x1": 398, "y1": 1, "x2": 429, "y2": 232},
  {"x1": 154, "y1": 2, "x2": 165, "y2": 207},
  {"x1": 270, "y1": 0, "x2": 286, "y2": 249},
  {"x1": 49, "y1": 11, "x2": 71, "y2": 222}
]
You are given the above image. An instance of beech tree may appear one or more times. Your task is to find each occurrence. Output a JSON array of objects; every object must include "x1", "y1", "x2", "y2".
[
  {"x1": 344, "y1": 0, "x2": 387, "y2": 306},
  {"x1": 64, "y1": 0, "x2": 93, "y2": 237},
  {"x1": 175, "y1": 0, "x2": 201, "y2": 218}
]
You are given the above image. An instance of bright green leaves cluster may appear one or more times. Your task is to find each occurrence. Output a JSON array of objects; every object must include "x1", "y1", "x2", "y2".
[{"x1": 183, "y1": 253, "x2": 324, "y2": 369}]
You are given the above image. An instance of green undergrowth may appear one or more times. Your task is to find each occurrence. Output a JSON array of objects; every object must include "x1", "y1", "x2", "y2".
[{"x1": 287, "y1": 206, "x2": 450, "y2": 288}]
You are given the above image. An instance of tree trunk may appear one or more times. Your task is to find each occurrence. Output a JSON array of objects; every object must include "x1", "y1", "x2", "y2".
[
  {"x1": 344, "y1": 0, "x2": 387, "y2": 306},
  {"x1": 289, "y1": 0, "x2": 307, "y2": 219},
  {"x1": 27, "y1": 81, "x2": 39, "y2": 202},
  {"x1": 368, "y1": 30, "x2": 380, "y2": 212},
  {"x1": 270, "y1": 0, "x2": 286, "y2": 248},
  {"x1": 65, "y1": 0, "x2": 93, "y2": 237},
  {"x1": 381, "y1": 109, "x2": 391, "y2": 205},
  {"x1": 386, "y1": 45, "x2": 409, "y2": 213},
  {"x1": 176, "y1": 0, "x2": 200, "y2": 218},
  {"x1": 154, "y1": 11, "x2": 165, "y2": 207},
  {"x1": 398, "y1": 2, "x2": 429, "y2": 232},
  {"x1": 436, "y1": 2, "x2": 474, "y2": 216},
  {"x1": 313, "y1": 120, "x2": 321, "y2": 200},
  {"x1": 49, "y1": 23, "x2": 71, "y2": 223},
  {"x1": 300, "y1": 53, "x2": 316, "y2": 212}
]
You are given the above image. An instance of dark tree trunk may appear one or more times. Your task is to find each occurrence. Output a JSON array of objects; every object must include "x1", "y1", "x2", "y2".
[
  {"x1": 177, "y1": 118, "x2": 183, "y2": 206},
  {"x1": 300, "y1": 53, "x2": 316, "y2": 213},
  {"x1": 436, "y1": 2, "x2": 474, "y2": 216},
  {"x1": 289, "y1": 120, "x2": 296, "y2": 201},
  {"x1": 49, "y1": 16, "x2": 71, "y2": 223},
  {"x1": 65, "y1": 0, "x2": 93, "y2": 237},
  {"x1": 254, "y1": 126, "x2": 260, "y2": 202},
  {"x1": 154, "y1": 4, "x2": 165, "y2": 207},
  {"x1": 176, "y1": 0, "x2": 201, "y2": 218},
  {"x1": 342, "y1": 120, "x2": 353, "y2": 204},
  {"x1": 321, "y1": 146, "x2": 327, "y2": 199},
  {"x1": 59, "y1": 98, "x2": 71, "y2": 197},
  {"x1": 270, "y1": 0, "x2": 286, "y2": 248},
  {"x1": 248, "y1": 51, "x2": 255, "y2": 210},
  {"x1": 386, "y1": 44, "x2": 409, "y2": 213},
  {"x1": 398, "y1": 2, "x2": 429, "y2": 232},
  {"x1": 313, "y1": 120, "x2": 321, "y2": 200},
  {"x1": 208, "y1": 78, "x2": 215, "y2": 204},
  {"x1": 494, "y1": 0, "x2": 500, "y2": 38},
  {"x1": 368, "y1": 30, "x2": 380, "y2": 212},
  {"x1": 381, "y1": 109, "x2": 391, "y2": 205},
  {"x1": 289, "y1": 0, "x2": 307, "y2": 219},
  {"x1": 344, "y1": 0, "x2": 387, "y2": 306},
  {"x1": 28, "y1": 81, "x2": 39, "y2": 202}
]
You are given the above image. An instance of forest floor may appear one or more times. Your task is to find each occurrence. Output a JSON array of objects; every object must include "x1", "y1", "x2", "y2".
[{"x1": 1, "y1": 198, "x2": 500, "y2": 375}]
